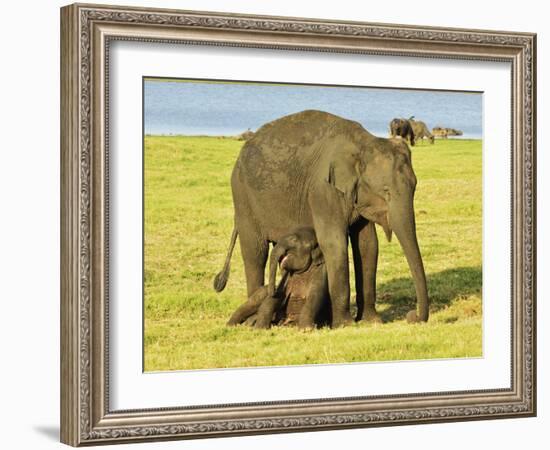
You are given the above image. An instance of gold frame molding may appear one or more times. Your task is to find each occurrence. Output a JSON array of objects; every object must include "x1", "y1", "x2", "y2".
[{"x1": 60, "y1": 3, "x2": 536, "y2": 446}]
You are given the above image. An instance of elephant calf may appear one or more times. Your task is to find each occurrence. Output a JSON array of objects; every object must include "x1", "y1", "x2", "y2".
[{"x1": 226, "y1": 227, "x2": 330, "y2": 329}]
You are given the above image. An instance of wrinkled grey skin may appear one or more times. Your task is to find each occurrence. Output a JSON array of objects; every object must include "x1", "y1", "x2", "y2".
[
  {"x1": 214, "y1": 110, "x2": 429, "y2": 326},
  {"x1": 226, "y1": 227, "x2": 328, "y2": 329},
  {"x1": 410, "y1": 119, "x2": 434, "y2": 144},
  {"x1": 389, "y1": 118, "x2": 416, "y2": 146}
]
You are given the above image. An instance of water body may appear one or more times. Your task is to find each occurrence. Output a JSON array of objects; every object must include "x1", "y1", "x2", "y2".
[{"x1": 144, "y1": 78, "x2": 482, "y2": 139}]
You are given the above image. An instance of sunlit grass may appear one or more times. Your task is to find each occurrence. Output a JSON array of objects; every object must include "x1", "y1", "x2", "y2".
[{"x1": 144, "y1": 136, "x2": 482, "y2": 371}]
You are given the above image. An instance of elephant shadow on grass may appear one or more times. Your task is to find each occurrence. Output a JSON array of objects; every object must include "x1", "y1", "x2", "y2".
[{"x1": 370, "y1": 266, "x2": 482, "y2": 323}]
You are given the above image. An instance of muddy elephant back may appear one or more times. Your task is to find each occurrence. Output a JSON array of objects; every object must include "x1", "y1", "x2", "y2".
[
  {"x1": 249, "y1": 110, "x2": 346, "y2": 150},
  {"x1": 236, "y1": 110, "x2": 355, "y2": 192}
]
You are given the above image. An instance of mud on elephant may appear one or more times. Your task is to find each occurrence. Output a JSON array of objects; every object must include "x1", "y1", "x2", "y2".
[
  {"x1": 214, "y1": 110, "x2": 429, "y2": 326},
  {"x1": 432, "y1": 127, "x2": 463, "y2": 139}
]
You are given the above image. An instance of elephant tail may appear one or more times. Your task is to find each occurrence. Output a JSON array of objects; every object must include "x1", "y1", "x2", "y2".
[{"x1": 213, "y1": 228, "x2": 238, "y2": 292}]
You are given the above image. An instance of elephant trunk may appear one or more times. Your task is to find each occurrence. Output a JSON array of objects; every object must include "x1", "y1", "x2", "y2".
[
  {"x1": 268, "y1": 244, "x2": 287, "y2": 297},
  {"x1": 389, "y1": 198, "x2": 429, "y2": 322}
]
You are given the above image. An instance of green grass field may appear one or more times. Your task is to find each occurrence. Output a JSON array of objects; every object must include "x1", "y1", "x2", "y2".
[{"x1": 144, "y1": 136, "x2": 482, "y2": 371}]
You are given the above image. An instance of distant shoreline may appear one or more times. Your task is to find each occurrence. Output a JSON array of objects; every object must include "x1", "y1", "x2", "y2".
[{"x1": 144, "y1": 134, "x2": 483, "y2": 141}]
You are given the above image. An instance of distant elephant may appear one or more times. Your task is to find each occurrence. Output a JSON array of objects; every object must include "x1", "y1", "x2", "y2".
[
  {"x1": 432, "y1": 127, "x2": 463, "y2": 139},
  {"x1": 237, "y1": 129, "x2": 255, "y2": 141},
  {"x1": 409, "y1": 118, "x2": 434, "y2": 144},
  {"x1": 389, "y1": 118, "x2": 416, "y2": 146},
  {"x1": 227, "y1": 227, "x2": 330, "y2": 329},
  {"x1": 214, "y1": 110, "x2": 429, "y2": 326}
]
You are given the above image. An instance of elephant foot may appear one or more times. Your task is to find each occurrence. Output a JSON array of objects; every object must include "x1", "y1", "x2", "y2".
[
  {"x1": 359, "y1": 308, "x2": 383, "y2": 324},
  {"x1": 406, "y1": 310, "x2": 429, "y2": 323},
  {"x1": 297, "y1": 318, "x2": 315, "y2": 330},
  {"x1": 244, "y1": 315, "x2": 257, "y2": 326},
  {"x1": 331, "y1": 311, "x2": 353, "y2": 328},
  {"x1": 254, "y1": 315, "x2": 272, "y2": 329},
  {"x1": 226, "y1": 312, "x2": 247, "y2": 326}
]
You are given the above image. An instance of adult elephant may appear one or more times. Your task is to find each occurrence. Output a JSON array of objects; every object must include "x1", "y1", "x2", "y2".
[
  {"x1": 410, "y1": 118, "x2": 434, "y2": 144},
  {"x1": 389, "y1": 118, "x2": 415, "y2": 146},
  {"x1": 214, "y1": 110, "x2": 429, "y2": 326}
]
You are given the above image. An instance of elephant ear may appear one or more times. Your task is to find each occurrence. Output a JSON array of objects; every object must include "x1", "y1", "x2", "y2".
[
  {"x1": 311, "y1": 245, "x2": 324, "y2": 266},
  {"x1": 326, "y1": 156, "x2": 360, "y2": 203},
  {"x1": 356, "y1": 204, "x2": 393, "y2": 242}
]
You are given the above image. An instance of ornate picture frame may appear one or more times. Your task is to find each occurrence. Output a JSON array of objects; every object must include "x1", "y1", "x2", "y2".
[{"x1": 60, "y1": 3, "x2": 536, "y2": 446}]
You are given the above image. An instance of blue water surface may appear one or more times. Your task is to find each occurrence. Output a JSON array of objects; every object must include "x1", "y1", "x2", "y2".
[{"x1": 144, "y1": 79, "x2": 482, "y2": 139}]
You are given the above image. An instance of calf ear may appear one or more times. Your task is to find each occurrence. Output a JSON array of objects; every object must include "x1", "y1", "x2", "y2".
[{"x1": 311, "y1": 245, "x2": 324, "y2": 266}]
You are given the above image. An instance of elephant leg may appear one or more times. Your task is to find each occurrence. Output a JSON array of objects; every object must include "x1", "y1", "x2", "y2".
[
  {"x1": 238, "y1": 228, "x2": 269, "y2": 297},
  {"x1": 316, "y1": 230, "x2": 352, "y2": 328},
  {"x1": 310, "y1": 189, "x2": 353, "y2": 327},
  {"x1": 227, "y1": 286, "x2": 268, "y2": 326},
  {"x1": 254, "y1": 295, "x2": 282, "y2": 329},
  {"x1": 243, "y1": 314, "x2": 257, "y2": 326},
  {"x1": 298, "y1": 267, "x2": 328, "y2": 329},
  {"x1": 350, "y1": 219, "x2": 382, "y2": 323}
]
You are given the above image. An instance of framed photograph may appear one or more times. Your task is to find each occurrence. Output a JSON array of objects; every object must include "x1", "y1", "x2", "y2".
[{"x1": 60, "y1": 3, "x2": 536, "y2": 446}]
